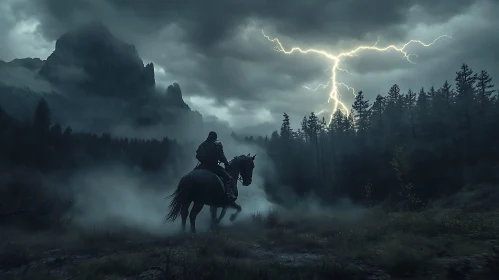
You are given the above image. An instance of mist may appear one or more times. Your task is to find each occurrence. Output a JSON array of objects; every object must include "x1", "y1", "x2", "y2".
[
  {"x1": 0, "y1": 65, "x2": 53, "y2": 93},
  {"x1": 65, "y1": 121, "x2": 277, "y2": 235}
]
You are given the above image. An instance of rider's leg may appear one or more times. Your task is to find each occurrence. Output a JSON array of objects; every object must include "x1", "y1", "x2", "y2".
[{"x1": 213, "y1": 166, "x2": 236, "y2": 200}]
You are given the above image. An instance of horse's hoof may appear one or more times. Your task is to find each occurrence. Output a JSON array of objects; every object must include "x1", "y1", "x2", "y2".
[{"x1": 229, "y1": 215, "x2": 237, "y2": 222}]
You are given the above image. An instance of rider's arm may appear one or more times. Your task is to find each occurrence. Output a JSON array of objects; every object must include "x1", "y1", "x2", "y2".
[{"x1": 217, "y1": 143, "x2": 229, "y2": 165}]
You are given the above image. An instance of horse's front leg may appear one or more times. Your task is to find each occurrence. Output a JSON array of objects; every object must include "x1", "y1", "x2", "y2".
[
  {"x1": 216, "y1": 207, "x2": 228, "y2": 224},
  {"x1": 228, "y1": 202, "x2": 242, "y2": 222}
]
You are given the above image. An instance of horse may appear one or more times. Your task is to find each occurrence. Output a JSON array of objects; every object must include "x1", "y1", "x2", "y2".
[{"x1": 166, "y1": 154, "x2": 256, "y2": 233}]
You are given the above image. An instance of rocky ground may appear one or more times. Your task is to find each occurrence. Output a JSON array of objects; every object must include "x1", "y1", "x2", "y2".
[{"x1": 1, "y1": 186, "x2": 499, "y2": 280}]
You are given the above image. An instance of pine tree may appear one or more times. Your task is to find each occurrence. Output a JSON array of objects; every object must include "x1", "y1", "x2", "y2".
[
  {"x1": 369, "y1": 94, "x2": 385, "y2": 137},
  {"x1": 330, "y1": 110, "x2": 345, "y2": 134},
  {"x1": 307, "y1": 112, "x2": 321, "y2": 179},
  {"x1": 427, "y1": 86, "x2": 437, "y2": 101},
  {"x1": 319, "y1": 116, "x2": 328, "y2": 178},
  {"x1": 404, "y1": 89, "x2": 417, "y2": 138},
  {"x1": 301, "y1": 116, "x2": 309, "y2": 143},
  {"x1": 268, "y1": 130, "x2": 280, "y2": 158},
  {"x1": 405, "y1": 89, "x2": 417, "y2": 109},
  {"x1": 415, "y1": 87, "x2": 430, "y2": 137},
  {"x1": 476, "y1": 70, "x2": 494, "y2": 111},
  {"x1": 307, "y1": 112, "x2": 319, "y2": 140},
  {"x1": 280, "y1": 113, "x2": 293, "y2": 141},
  {"x1": 351, "y1": 91, "x2": 371, "y2": 133},
  {"x1": 416, "y1": 87, "x2": 428, "y2": 115},
  {"x1": 455, "y1": 63, "x2": 477, "y2": 129},
  {"x1": 440, "y1": 80, "x2": 454, "y2": 109},
  {"x1": 455, "y1": 63, "x2": 477, "y2": 107},
  {"x1": 34, "y1": 98, "x2": 51, "y2": 132},
  {"x1": 433, "y1": 86, "x2": 446, "y2": 115},
  {"x1": 320, "y1": 117, "x2": 328, "y2": 134},
  {"x1": 386, "y1": 84, "x2": 404, "y2": 137},
  {"x1": 346, "y1": 113, "x2": 355, "y2": 135},
  {"x1": 295, "y1": 129, "x2": 304, "y2": 142},
  {"x1": 387, "y1": 84, "x2": 401, "y2": 105}
]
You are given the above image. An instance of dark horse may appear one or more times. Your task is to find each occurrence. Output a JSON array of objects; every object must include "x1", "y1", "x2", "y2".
[{"x1": 166, "y1": 154, "x2": 256, "y2": 233}]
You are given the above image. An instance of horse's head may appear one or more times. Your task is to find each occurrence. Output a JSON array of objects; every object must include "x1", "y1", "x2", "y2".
[{"x1": 232, "y1": 154, "x2": 256, "y2": 186}]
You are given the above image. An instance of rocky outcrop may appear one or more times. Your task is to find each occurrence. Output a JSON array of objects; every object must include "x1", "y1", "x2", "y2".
[
  {"x1": 165, "y1": 83, "x2": 190, "y2": 110},
  {"x1": 131, "y1": 82, "x2": 202, "y2": 130},
  {"x1": 38, "y1": 21, "x2": 155, "y2": 98},
  {"x1": 1, "y1": 58, "x2": 45, "y2": 71}
]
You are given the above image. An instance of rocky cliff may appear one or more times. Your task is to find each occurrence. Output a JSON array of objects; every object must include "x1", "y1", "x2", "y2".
[
  {"x1": 38, "y1": 21, "x2": 155, "y2": 99},
  {"x1": 0, "y1": 21, "x2": 203, "y2": 139}
]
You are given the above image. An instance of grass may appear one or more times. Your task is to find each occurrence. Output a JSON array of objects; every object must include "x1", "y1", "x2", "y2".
[
  {"x1": 247, "y1": 205, "x2": 499, "y2": 279},
  {"x1": 0, "y1": 271, "x2": 54, "y2": 280},
  {"x1": 2, "y1": 194, "x2": 499, "y2": 279},
  {"x1": 74, "y1": 252, "x2": 156, "y2": 278},
  {"x1": 179, "y1": 257, "x2": 371, "y2": 280},
  {"x1": 0, "y1": 242, "x2": 30, "y2": 269}
]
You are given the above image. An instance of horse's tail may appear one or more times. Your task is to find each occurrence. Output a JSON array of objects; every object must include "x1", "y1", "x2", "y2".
[{"x1": 166, "y1": 177, "x2": 189, "y2": 222}]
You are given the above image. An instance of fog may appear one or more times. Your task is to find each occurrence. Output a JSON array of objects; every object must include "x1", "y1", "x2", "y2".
[
  {"x1": 0, "y1": 65, "x2": 53, "y2": 93},
  {"x1": 67, "y1": 121, "x2": 277, "y2": 235}
]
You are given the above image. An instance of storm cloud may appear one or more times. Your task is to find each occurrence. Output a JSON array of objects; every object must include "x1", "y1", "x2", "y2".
[{"x1": 1, "y1": 0, "x2": 497, "y2": 133}]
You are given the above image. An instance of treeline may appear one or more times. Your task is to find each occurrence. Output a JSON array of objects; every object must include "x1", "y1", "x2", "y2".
[
  {"x1": 0, "y1": 99, "x2": 184, "y2": 228},
  {"x1": 0, "y1": 99, "x2": 182, "y2": 173},
  {"x1": 246, "y1": 63, "x2": 499, "y2": 209}
]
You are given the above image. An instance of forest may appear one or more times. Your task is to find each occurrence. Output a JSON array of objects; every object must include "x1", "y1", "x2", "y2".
[
  {"x1": 0, "y1": 99, "x2": 189, "y2": 228},
  {"x1": 245, "y1": 63, "x2": 499, "y2": 210}
]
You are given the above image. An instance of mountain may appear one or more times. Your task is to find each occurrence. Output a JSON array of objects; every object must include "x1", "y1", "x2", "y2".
[
  {"x1": 0, "y1": 22, "x2": 203, "y2": 138},
  {"x1": 38, "y1": 21, "x2": 155, "y2": 99}
]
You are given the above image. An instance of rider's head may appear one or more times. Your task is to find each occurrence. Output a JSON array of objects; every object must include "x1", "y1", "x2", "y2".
[{"x1": 207, "y1": 131, "x2": 217, "y2": 141}]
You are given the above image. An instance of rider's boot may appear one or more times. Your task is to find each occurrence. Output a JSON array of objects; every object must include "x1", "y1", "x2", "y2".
[{"x1": 225, "y1": 180, "x2": 236, "y2": 201}]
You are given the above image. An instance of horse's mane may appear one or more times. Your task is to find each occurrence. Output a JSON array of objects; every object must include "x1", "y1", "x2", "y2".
[
  {"x1": 232, "y1": 155, "x2": 247, "y2": 161},
  {"x1": 228, "y1": 155, "x2": 249, "y2": 167}
]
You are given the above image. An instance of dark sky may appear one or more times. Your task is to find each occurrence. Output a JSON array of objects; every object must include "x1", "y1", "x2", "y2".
[{"x1": 1, "y1": 0, "x2": 497, "y2": 133}]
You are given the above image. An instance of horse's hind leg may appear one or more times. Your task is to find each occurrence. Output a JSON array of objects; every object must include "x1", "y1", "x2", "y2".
[
  {"x1": 181, "y1": 201, "x2": 191, "y2": 232},
  {"x1": 190, "y1": 202, "x2": 204, "y2": 234},
  {"x1": 228, "y1": 202, "x2": 242, "y2": 222},
  {"x1": 210, "y1": 206, "x2": 218, "y2": 229}
]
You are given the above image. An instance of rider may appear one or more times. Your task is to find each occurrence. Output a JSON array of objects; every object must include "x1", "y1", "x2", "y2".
[{"x1": 195, "y1": 131, "x2": 236, "y2": 201}]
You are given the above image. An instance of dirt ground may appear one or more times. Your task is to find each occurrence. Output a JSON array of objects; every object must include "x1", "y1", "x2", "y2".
[{"x1": 1, "y1": 189, "x2": 499, "y2": 280}]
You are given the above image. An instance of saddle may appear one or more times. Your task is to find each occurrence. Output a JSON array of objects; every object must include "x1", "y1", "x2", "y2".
[{"x1": 194, "y1": 164, "x2": 236, "y2": 200}]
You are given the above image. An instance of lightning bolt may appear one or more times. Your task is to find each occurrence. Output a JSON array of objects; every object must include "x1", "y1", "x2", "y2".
[
  {"x1": 337, "y1": 67, "x2": 354, "y2": 75},
  {"x1": 262, "y1": 31, "x2": 452, "y2": 123},
  {"x1": 303, "y1": 81, "x2": 330, "y2": 91}
]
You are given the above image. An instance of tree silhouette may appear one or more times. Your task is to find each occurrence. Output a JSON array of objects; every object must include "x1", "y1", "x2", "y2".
[
  {"x1": 351, "y1": 91, "x2": 370, "y2": 137},
  {"x1": 34, "y1": 98, "x2": 51, "y2": 133},
  {"x1": 251, "y1": 63, "x2": 499, "y2": 208}
]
